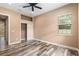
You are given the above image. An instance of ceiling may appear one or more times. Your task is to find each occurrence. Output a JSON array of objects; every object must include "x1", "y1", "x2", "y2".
[{"x1": 0, "y1": 3, "x2": 69, "y2": 17}]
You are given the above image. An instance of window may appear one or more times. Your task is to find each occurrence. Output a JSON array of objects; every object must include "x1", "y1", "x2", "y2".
[{"x1": 58, "y1": 14, "x2": 72, "y2": 35}]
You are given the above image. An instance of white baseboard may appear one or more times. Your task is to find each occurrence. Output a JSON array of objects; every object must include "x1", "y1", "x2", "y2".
[
  {"x1": 34, "y1": 39, "x2": 79, "y2": 51},
  {"x1": 9, "y1": 41, "x2": 21, "y2": 45}
]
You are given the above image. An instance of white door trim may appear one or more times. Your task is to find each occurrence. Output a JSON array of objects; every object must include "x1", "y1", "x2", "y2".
[{"x1": 0, "y1": 13, "x2": 10, "y2": 45}]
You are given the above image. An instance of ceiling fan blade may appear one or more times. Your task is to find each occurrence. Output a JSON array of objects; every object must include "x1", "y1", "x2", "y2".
[
  {"x1": 23, "y1": 5, "x2": 30, "y2": 8},
  {"x1": 32, "y1": 6, "x2": 34, "y2": 11},
  {"x1": 34, "y1": 6, "x2": 42, "y2": 9}
]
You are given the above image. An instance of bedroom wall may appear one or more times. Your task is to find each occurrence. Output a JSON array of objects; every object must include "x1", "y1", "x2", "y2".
[
  {"x1": 0, "y1": 7, "x2": 32, "y2": 45},
  {"x1": 34, "y1": 4, "x2": 78, "y2": 48},
  {"x1": 0, "y1": 7, "x2": 21, "y2": 45}
]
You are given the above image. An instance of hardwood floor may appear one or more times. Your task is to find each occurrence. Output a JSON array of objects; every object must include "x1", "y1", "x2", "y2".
[{"x1": 0, "y1": 40, "x2": 78, "y2": 56}]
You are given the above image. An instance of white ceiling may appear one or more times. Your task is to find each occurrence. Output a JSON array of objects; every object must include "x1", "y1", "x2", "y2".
[{"x1": 0, "y1": 3, "x2": 69, "y2": 17}]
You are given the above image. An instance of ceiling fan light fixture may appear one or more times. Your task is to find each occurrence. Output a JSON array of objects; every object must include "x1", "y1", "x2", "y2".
[
  {"x1": 23, "y1": 3, "x2": 42, "y2": 12},
  {"x1": 32, "y1": 11, "x2": 34, "y2": 13}
]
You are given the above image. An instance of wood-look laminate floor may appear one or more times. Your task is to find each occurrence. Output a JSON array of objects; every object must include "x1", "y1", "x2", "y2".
[{"x1": 0, "y1": 40, "x2": 78, "y2": 56}]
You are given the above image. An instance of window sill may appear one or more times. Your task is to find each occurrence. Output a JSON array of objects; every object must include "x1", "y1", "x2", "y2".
[{"x1": 57, "y1": 34, "x2": 72, "y2": 36}]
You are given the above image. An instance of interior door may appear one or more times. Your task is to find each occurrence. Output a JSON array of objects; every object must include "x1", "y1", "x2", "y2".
[{"x1": 21, "y1": 23, "x2": 27, "y2": 42}]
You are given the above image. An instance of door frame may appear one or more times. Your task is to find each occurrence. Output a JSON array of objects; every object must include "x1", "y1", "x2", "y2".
[{"x1": 0, "y1": 13, "x2": 10, "y2": 45}]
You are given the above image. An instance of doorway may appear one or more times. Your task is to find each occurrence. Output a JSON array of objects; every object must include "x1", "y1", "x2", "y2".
[
  {"x1": 0, "y1": 14, "x2": 8, "y2": 51},
  {"x1": 21, "y1": 23, "x2": 27, "y2": 42}
]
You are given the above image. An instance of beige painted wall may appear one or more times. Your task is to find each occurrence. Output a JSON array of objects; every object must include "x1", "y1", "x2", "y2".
[
  {"x1": 34, "y1": 4, "x2": 78, "y2": 48},
  {"x1": 0, "y1": 7, "x2": 21, "y2": 45},
  {"x1": 0, "y1": 7, "x2": 32, "y2": 45}
]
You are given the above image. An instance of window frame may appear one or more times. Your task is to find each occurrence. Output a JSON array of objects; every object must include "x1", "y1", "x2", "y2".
[{"x1": 57, "y1": 13, "x2": 72, "y2": 36}]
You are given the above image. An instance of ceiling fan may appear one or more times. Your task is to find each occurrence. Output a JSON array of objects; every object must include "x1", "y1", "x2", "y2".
[{"x1": 23, "y1": 3, "x2": 42, "y2": 11}]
